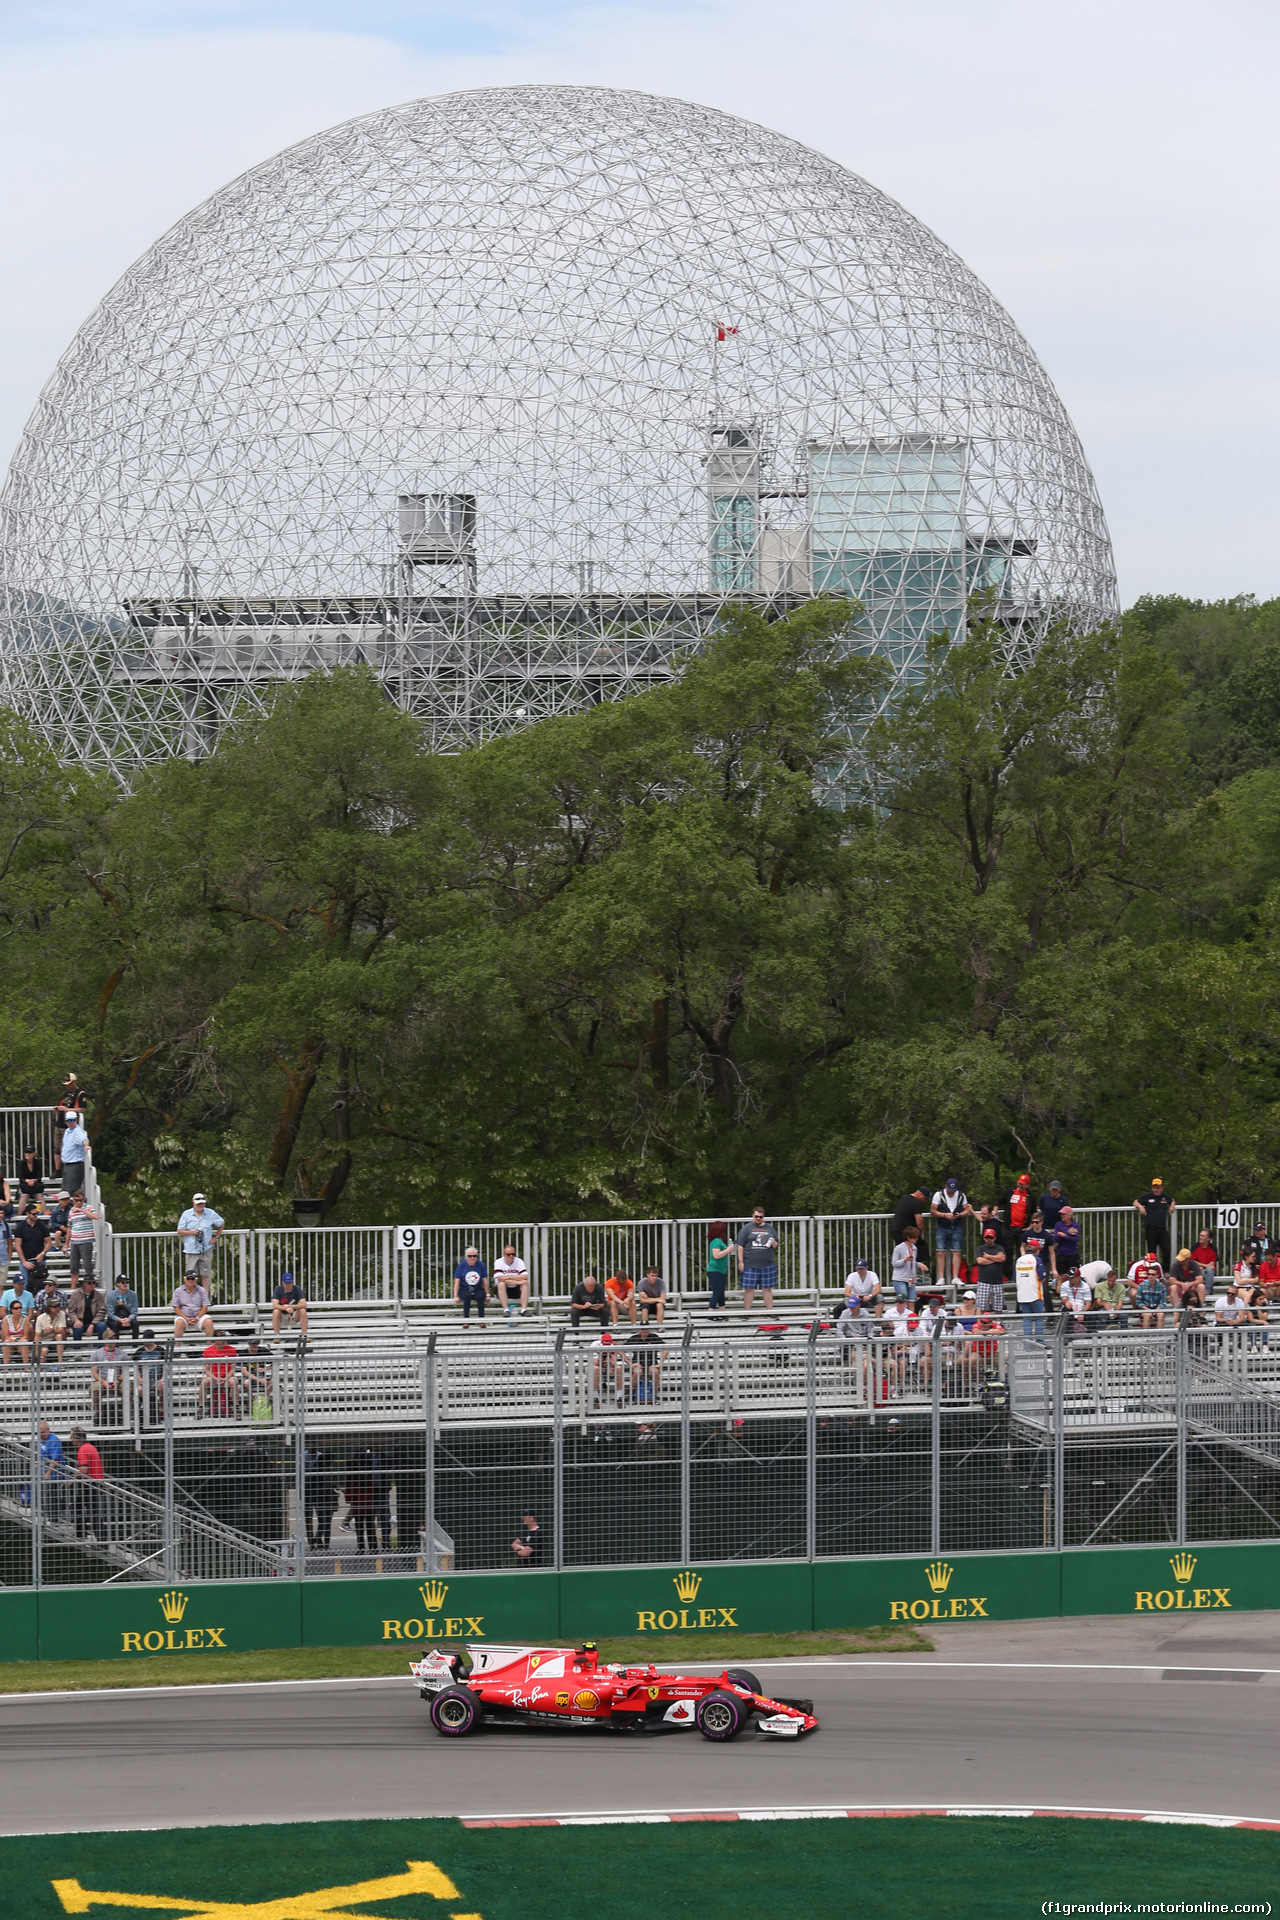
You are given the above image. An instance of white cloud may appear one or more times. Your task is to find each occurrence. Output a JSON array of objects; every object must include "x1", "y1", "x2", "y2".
[{"x1": 0, "y1": 0, "x2": 1275, "y2": 600}]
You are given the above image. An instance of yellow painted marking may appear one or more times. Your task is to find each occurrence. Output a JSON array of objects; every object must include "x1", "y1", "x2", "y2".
[{"x1": 52, "y1": 1861, "x2": 462, "y2": 1918}]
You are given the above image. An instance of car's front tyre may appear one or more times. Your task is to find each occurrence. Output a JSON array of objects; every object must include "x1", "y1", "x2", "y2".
[
  {"x1": 724, "y1": 1668, "x2": 763, "y2": 1696},
  {"x1": 430, "y1": 1685, "x2": 482, "y2": 1736},
  {"x1": 695, "y1": 1689, "x2": 748, "y2": 1741}
]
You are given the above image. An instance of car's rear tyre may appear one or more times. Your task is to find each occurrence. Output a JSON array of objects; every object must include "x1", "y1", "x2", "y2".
[
  {"x1": 430, "y1": 1686, "x2": 481, "y2": 1736},
  {"x1": 724, "y1": 1668, "x2": 763, "y2": 1696},
  {"x1": 696, "y1": 1689, "x2": 748, "y2": 1741}
]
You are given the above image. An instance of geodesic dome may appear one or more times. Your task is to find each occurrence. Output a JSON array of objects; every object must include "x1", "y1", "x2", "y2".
[{"x1": 0, "y1": 83, "x2": 1117, "y2": 773}]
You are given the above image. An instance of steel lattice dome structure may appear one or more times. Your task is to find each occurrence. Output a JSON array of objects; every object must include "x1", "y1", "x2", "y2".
[{"x1": 0, "y1": 84, "x2": 1117, "y2": 773}]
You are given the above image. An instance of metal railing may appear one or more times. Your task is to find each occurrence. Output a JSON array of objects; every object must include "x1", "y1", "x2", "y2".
[
  {"x1": 1, "y1": 1322, "x2": 1277, "y2": 1586},
  {"x1": 100, "y1": 1207, "x2": 1280, "y2": 1310}
]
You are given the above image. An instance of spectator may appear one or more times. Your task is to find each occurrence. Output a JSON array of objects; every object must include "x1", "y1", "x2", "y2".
[
  {"x1": 304, "y1": 1447, "x2": 337, "y2": 1551},
  {"x1": 844, "y1": 1257, "x2": 882, "y2": 1310},
  {"x1": 243, "y1": 1337, "x2": 275, "y2": 1422},
  {"x1": 342, "y1": 1454, "x2": 378, "y2": 1553},
  {"x1": 271, "y1": 1270, "x2": 309, "y2": 1341},
  {"x1": 1132, "y1": 1258, "x2": 1168, "y2": 1328},
  {"x1": 1192, "y1": 1229, "x2": 1219, "y2": 1273},
  {"x1": 736, "y1": 1207, "x2": 780, "y2": 1312},
  {"x1": 104, "y1": 1273, "x2": 139, "y2": 1343},
  {"x1": 1013, "y1": 1244, "x2": 1046, "y2": 1339},
  {"x1": 48, "y1": 1192, "x2": 72, "y2": 1246},
  {"x1": 570, "y1": 1274, "x2": 609, "y2": 1328},
  {"x1": 39, "y1": 1420, "x2": 65, "y2": 1521},
  {"x1": 882, "y1": 1295, "x2": 918, "y2": 1393},
  {"x1": 1168, "y1": 1251, "x2": 1207, "y2": 1316},
  {"x1": 69, "y1": 1277, "x2": 107, "y2": 1347},
  {"x1": 453, "y1": 1247, "x2": 489, "y2": 1329},
  {"x1": 136, "y1": 1333, "x2": 166, "y2": 1425},
  {"x1": 705, "y1": 1222, "x2": 732, "y2": 1313},
  {"x1": 1005, "y1": 1172, "x2": 1034, "y2": 1233},
  {"x1": 58, "y1": 1072, "x2": 86, "y2": 1122},
  {"x1": 171, "y1": 1276, "x2": 214, "y2": 1341},
  {"x1": 34, "y1": 1285, "x2": 68, "y2": 1365},
  {"x1": 175, "y1": 1193, "x2": 225, "y2": 1284},
  {"x1": 70, "y1": 1426, "x2": 104, "y2": 1539},
  {"x1": 1083, "y1": 1261, "x2": 1127, "y2": 1331},
  {"x1": 493, "y1": 1243, "x2": 530, "y2": 1320},
  {"x1": 1133, "y1": 1179, "x2": 1175, "y2": 1271},
  {"x1": 1059, "y1": 1269, "x2": 1092, "y2": 1335},
  {"x1": 1, "y1": 1272, "x2": 34, "y2": 1314},
  {"x1": 0, "y1": 1203, "x2": 14, "y2": 1295},
  {"x1": 628, "y1": 1327, "x2": 665, "y2": 1434},
  {"x1": 56, "y1": 1114, "x2": 89, "y2": 1195},
  {"x1": 637, "y1": 1266, "x2": 667, "y2": 1326},
  {"x1": 836, "y1": 1295, "x2": 872, "y2": 1363},
  {"x1": 890, "y1": 1186, "x2": 928, "y2": 1246},
  {"x1": 1049, "y1": 1205, "x2": 1081, "y2": 1282},
  {"x1": 1240, "y1": 1222, "x2": 1274, "y2": 1268},
  {"x1": 605, "y1": 1270, "x2": 637, "y2": 1325},
  {"x1": 1019, "y1": 1209, "x2": 1051, "y2": 1270},
  {"x1": 63, "y1": 1193, "x2": 100, "y2": 1292},
  {"x1": 512, "y1": 1512, "x2": 543, "y2": 1565},
  {"x1": 199, "y1": 1327, "x2": 240, "y2": 1417},
  {"x1": 14, "y1": 1206, "x2": 51, "y2": 1294},
  {"x1": 16, "y1": 1145, "x2": 43, "y2": 1206},
  {"x1": 973, "y1": 1227, "x2": 1008, "y2": 1315},
  {"x1": 1, "y1": 1292, "x2": 32, "y2": 1364},
  {"x1": 1215, "y1": 1282, "x2": 1245, "y2": 1328},
  {"x1": 92, "y1": 1334, "x2": 126, "y2": 1427},
  {"x1": 1040, "y1": 1180, "x2": 1068, "y2": 1232},
  {"x1": 590, "y1": 1328, "x2": 625, "y2": 1412},
  {"x1": 930, "y1": 1179, "x2": 972, "y2": 1284},
  {"x1": 1237, "y1": 1279, "x2": 1269, "y2": 1346},
  {"x1": 1232, "y1": 1252, "x2": 1257, "y2": 1288},
  {"x1": 1257, "y1": 1243, "x2": 1280, "y2": 1294},
  {"x1": 890, "y1": 1226, "x2": 922, "y2": 1304},
  {"x1": 976, "y1": 1203, "x2": 1015, "y2": 1272}
]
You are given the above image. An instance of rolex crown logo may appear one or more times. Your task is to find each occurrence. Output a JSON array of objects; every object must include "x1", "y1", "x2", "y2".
[
  {"x1": 1169, "y1": 1553, "x2": 1197, "y2": 1585},
  {"x1": 158, "y1": 1590, "x2": 189, "y2": 1624},
  {"x1": 924, "y1": 1561, "x2": 954, "y2": 1594},
  {"x1": 419, "y1": 1580, "x2": 449, "y2": 1613},
  {"x1": 673, "y1": 1569, "x2": 702, "y2": 1602}
]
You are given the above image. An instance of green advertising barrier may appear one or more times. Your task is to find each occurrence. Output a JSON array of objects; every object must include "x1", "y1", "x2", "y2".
[
  {"x1": 1061, "y1": 1541, "x2": 1280, "y2": 1618},
  {"x1": 303, "y1": 1570, "x2": 560, "y2": 1650},
  {"x1": 558, "y1": 1560, "x2": 814, "y2": 1639},
  {"x1": 36, "y1": 1579, "x2": 302, "y2": 1663},
  {"x1": 814, "y1": 1550, "x2": 1062, "y2": 1628},
  {"x1": 0, "y1": 1588, "x2": 38, "y2": 1662}
]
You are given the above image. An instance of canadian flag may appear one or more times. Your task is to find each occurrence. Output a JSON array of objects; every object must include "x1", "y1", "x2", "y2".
[{"x1": 716, "y1": 325, "x2": 738, "y2": 342}]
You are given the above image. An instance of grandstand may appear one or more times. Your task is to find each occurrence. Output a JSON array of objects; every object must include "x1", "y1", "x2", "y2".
[{"x1": 1, "y1": 1108, "x2": 1278, "y2": 1588}]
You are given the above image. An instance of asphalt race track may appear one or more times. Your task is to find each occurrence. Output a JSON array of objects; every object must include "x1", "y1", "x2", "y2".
[{"x1": 3, "y1": 1615, "x2": 1279, "y2": 1836}]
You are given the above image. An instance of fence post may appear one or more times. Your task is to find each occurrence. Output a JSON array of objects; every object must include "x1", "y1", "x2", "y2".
[
  {"x1": 30, "y1": 1365, "x2": 42, "y2": 1591},
  {"x1": 805, "y1": 1318, "x2": 818, "y2": 1561},
  {"x1": 815, "y1": 1218, "x2": 826, "y2": 1296},
  {"x1": 163, "y1": 1341, "x2": 176, "y2": 1579},
  {"x1": 425, "y1": 1334, "x2": 437, "y2": 1574},
  {"x1": 1175, "y1": 1320, "x2": 1187, "y2": 1548},
  {"x1": 239, "y1": 1230, "x2": 249, "y2": 1308},
  {"x1": 294, "y1": 1347, "x2": 307, "y2": 1581},
  {"x1": 1052, "y1": 1322, "x2": 1065, "y2": 1553},
  {"x1": 931, "y1": 1319, "x2": 943, "y2": 1556},
  {"x1": 680, "y1": 1322, "x2": 692, "y2": 1564},
  {"x1": 383, "y1": 1228, "x2": 393, "y2": 1305},
  {"x1": 553, "y1": 1327, "x2": 565, "y2": 1573}
]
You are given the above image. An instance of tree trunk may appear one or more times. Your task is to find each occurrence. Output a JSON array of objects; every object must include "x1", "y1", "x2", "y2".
[
  {"x1": 268, "y1": 1036, "x2": 327, "y2": 1187},
  {"x1": 317, "y1": 1054, "x2": 353, "y2": 1211}
]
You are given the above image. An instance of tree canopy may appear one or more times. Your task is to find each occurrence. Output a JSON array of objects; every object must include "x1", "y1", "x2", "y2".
[{"x1": 8, "y1": 590, "x2": 1280, "y2": 1227}]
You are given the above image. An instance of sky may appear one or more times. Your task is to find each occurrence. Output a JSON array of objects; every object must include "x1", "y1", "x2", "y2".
[{"x1": 0, "y1": 0, "x2": 1275, "y2": 605}]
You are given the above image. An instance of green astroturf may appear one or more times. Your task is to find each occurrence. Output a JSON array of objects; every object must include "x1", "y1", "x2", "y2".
[{"x1": 3, "y1": 1815, "x2": 1277, "y2": 1920}]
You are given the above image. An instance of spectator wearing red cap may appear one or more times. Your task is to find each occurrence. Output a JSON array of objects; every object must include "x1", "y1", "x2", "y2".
[{"x1": 973, "y1": 1227, "x2": 1008, "y2": 1316}]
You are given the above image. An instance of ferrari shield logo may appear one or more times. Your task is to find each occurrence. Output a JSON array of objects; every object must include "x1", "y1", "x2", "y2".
[{"x1": 52, "y1": 1860, "x2": 477, "y2": 1919}]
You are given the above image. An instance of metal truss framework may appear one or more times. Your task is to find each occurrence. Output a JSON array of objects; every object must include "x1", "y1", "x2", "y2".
[{"x1": 0, "y1": 85, "x2": 1118, "y2": 774}]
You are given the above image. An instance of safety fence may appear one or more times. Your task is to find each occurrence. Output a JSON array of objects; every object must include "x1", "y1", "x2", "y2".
[
  {"x1": 101, "y1": 1204, "x2": 1280, "y2": 1311},
  {"x1": 2, "y1": 1324, "x2": 1278, "y2": 1590}
]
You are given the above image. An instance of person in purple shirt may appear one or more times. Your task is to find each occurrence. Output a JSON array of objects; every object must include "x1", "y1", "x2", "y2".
[{"x1": 1050, "y1": 1205, "x2": 1081, "y2": 1280}]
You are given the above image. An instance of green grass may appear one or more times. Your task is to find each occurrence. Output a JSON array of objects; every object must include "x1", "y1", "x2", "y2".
[
  {"x1": 4, "y1": 1814, "x2": 1277, "y2": 1920},
  {"x1": 0, "y1": 1624, "x2": 929, "y2": 1695}
]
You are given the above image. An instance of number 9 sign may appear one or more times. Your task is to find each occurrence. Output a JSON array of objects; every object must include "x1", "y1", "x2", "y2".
[{"x1": 396, "y1": 1226, "x2": 426, "y2": 1253}]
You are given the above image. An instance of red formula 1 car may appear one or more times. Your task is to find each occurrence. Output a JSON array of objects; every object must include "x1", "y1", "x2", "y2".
[{"x1": 411, "y1": 1641, "x2": 817, "y2": 1741}]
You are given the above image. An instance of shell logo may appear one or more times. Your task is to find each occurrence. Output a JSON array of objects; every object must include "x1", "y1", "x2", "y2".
[{"x1": 573, "y1": 1689, "x2": 600, "y2": 1711}]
